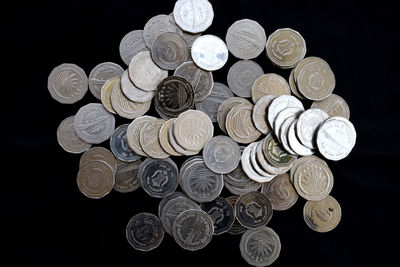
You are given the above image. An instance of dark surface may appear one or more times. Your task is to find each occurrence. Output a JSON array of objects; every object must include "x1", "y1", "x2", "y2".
[{"x1": 3, "y1": 0, "x2": 399, "y2": 266}]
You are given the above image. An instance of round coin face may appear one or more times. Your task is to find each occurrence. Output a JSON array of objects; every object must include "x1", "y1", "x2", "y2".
[
  {"x1": 287, "y1": 120, "x2": 315, "y2": 156},
  {"x1": 113, "y1": 159, "x2": 141, "y2": 193},
  {"x1": 226, "y1": 196, "x2": 247, "y2": 235},
  {"x1": 57, "y1": 116, "x2": 91, "y2": 154},
  {"x1": 110, "y1": 124, "x2": 141, "y2": 162},
  {"x1": 126, "y1": 116, "x2": 156, "y2": 157},
  {"x1": 201, "y1": 197, "x2": 235, "y2": 235},
  {"x1": 217, "y1": 97, "x2": 251, "y2": 133},
  {"x1": 126, "y1": 213, "x2": 164, "y2": 251},
  {"x1": 296, "y1": 108, "x2": 329, "y2": 149},
  {"x1": 303, "y1": 195, "x2": 341, "y2": 232},
  {"x1": 191, "y1": 35, "x2": 229, "y2": 71},
  {"x1": 151, "y1": 32, "x2": 188, "y2": 70},
  {"x1": 311, "y1": 94, "x2": 350, "y2": 119},
  {"x1": 143, "y1": 14, "x2": 183, "y2": 49},
  {"x1": 227, "y1": 60, "x2": 264, "y2": 97},
  {"x1": 173, "y1": 0, "x2": 214, "y2": 33},
  {"x1": 119, "y1": 30, "x2": 148, "y2": 66},
  {"x1": 88, "y1": 62, "x2": 123, "y2": 100},
  {"x1": 261, "y1": 173, "x2": 298, "y2": 210},
  {"x1": 48, "y1": 63, "x2": 88, "y2": 104},
  {"x1": 251, "y1": 73, "x2": 291, "y2": 103},
  {"x1": 236, "y1": 191, "x2": 273, "y2": 229}
]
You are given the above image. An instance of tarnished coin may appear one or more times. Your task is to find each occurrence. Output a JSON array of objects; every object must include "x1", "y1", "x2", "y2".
[
  {"x1": 255, "y1": 139, "x2": 283, "y2": 176},
  {"x1": 252, "y1": 95, "x2": 277, "y2": 135},
  {"x1": 235, "y1": 191, "x2": 273, "y2": 229},
  {"x1": 251, "y1": 73, "x2": 291, "y2": 103},
  {"x1": 173, "y1": 0, "x2": 214, "y2": 33},
  {"x1": 48, "y1": 63, "x2": 88, "y2": 104},
  {"x1": 74, "y1": 103, "x2": 115, "y2": 144},
  {"x1": 79, "y1": 146, "x2": 117, "y2": 174},
  {"x1": 203, "y1": 136, "x2": 241, "y2": 174},
  {"x1": 113, "y1": 159, "x2": 141, "y2": 193},
  {"x1": 151, "y1": 32, "x2": 188, "y2": 70},
  {"x1": 191, "y1": 35, "x2": 229, "y2": 71},
  {"x1": 241, "y1": 143, "x2": 272, "y2": 183},
  {"x1": 88, "y1": 62, "x2": 123, "y2": 100},
  {"x1": 172, "y1": 209, "x2": 214, "y2": 251},
  {"x1": 119, "y1": 30, "x2": 148, "y2": 66},
  {"x1": 266, "y1": 28, "x2": 307, "y2": 69},
  {"x1": 226, "y1": 196, "x2": 247, "y2": 235},
  {"x1": 289, "y1": 68, "x2": 306, "y2": 99},
  {"x1": 261, "y1": 173, "x2": 298, "y2": 211},
  {"x1": 128, "y1": 51, "x2": 168, "y2": 92},
  {"x1": 126, "y1": 212, "x2": 164, "y2": 251},
  {"x1": 304, "y1": 195, "x2": 341, "y2": 232},
  {"x1": 290, "y1": 155, "x2": 327, "y2": 183},
  {"x1": 120, "y1": 70, "x2": 154, "y2": 103},
  {"x1": 227, "y1": 60, "x2": 264, "y2": 98},
  {"x1": 195, "y1": 82, "x2": 234, "y2": 122},
  {"x1": 224, "y1": 164, "x2": 262, "y2": 195},
  {"x1": 100, "y1": 77, "x2": 119, "y2": 114},
  {"x1": 77, "y1": 160, "x2": 114, "y2": 199},
  {"x1": 154, "y1": 76, "x2": 194, "y2": 119},
  {"x1": 139, "y1": 158, "x2": 179, "y2": 198},
  {"x1": 240, "y1": 227, "x2": 281, "y2": 266},
  {"x1": 218, "y1": 97, "x2": 251, "y2": 133},
  {"x1": 267, "y1": 95, "x2": 304, "y2": 129},
  {"x1": 316, "y1": 117, "x2": 356, "y2": 161},
  {"x1": 159, "y1": 119, "x2": 182, "y2": 156},
  {"x1": 287, "y1": 121, "x2": 314, "y2": 156},
  {"x1": 110, "y1": 124, "x2": 141, "y2": 162},
  {"x1": 201, "y1": 197, "x2": 235, "y2": 235},
  {"x1": 174, "y1": 61, "x2": 214, "y2": 103},
  {"x1": 263, "y1": 133, "x2": 297, "y2": 169},
  {"x1": 168, "y1": 121, "x2": 199, "y2": 156},
  {"x1": 57, "y1": 116, "x2": 91, "y2": 154},
  {"x1": 158, "y1": 191, "x2": 188, "y2": 218},
  {"x1": 226, "y1": 103, "x2": 262, "y2": 144},
  {"x1": 226, "y1": 19, "x2": 266, "y2": 60},
  {"x1": 126, "y1": 116, "x2": 157, "y2": 157},
  {"x1": 273, "y1": 107, "x2": 303, "y2": 141},
  {"x1": 311, "y1": 94, "x2": 350, "y2": 119},
  {"x1": 143, "y1": 14, "x2": 183, "y2": 49},
  {"x1": 296, "y1": 108, "x2": 329, "y2": 149},
  {"x1": 139, "y1": 119, "x2": 169, "y2": 159}
]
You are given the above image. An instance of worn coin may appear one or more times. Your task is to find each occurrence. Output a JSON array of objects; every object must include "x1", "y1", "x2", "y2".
[
  {"x1": 226, "y1": 196, "x2": 247, "y2": 235},
  {"x1": 120, "y1": 70, "x2": 154, "y2": 103},
  {"x1": 304, "y1": 195, "x2": 341, "y2": 233},
  {"x1": 119, "y1": 30, "x2": 148, "y2": 66},
  {"x1": 261, "y1": 173, "x2": 298, "y2": 211},
  {"x1": 113, "y1": 159, "x2": 141, "y2": 193},
  {"x1": 252, "y1": 95, "x2": 277, "y2": 135},
  {"x1": 77, "y1": 160, "x2": 114, "y2": 199},
  {"x1": 100, "y1": 77, "x2": 119, "y2": 114},
  {"x1": 224, "y1": 164, "x2": 262, "y2": 195},
  {"x1": 48, "y1": 63, "x2": 88, "y2": 104},
  {"x1": 267, "y1": 95, "x2": 304, "y2": 129},
  {"x1": 218, "y1": 97, "x2": 251, "y2": 133},
  {"x1": 110, "y1": 124, "x2": 141, "y2": 162},
  {"x1": 57, "y1": 116, "x2": 91, "y2": 154},
  {"x1": 126, "y1": 116, "x2": 157, "y2": 157},
  {"x1": 227, "y1": 60, "x2": 263, "y2": 98},
  {"x1": 273, "y1": 107, "x2": 303, "y2": 141},
  {"x1": 201, "y1": 197, "x2": 235, "y2": 235},
  {"x1": 235, "y1": 191, "x2": 273, "y2": 229},
  {"x1": 241, "y1": 143, "x2": 273, "y2": 183},
  {"x1": 288, "y1": 68, "x2": 306, "y2": 99},
  {"x1": 88, "y1": 62, "x2": 123, "y2": 100},
  {"x1": 182, "y1": 32, "x2": 202, "y2": 49},
  {"x1": 151, "y1": 32, "x2": 188, "y2": 70},
  {"x1": 173, "y1": 0, "x2": 214, "y2": 33},
  {"x1": 263, "y1": 133, "x2": 297, "y2": 169},
  {"x1": 143, "y1": 14, "x2": 183, "y2": 49},
  {"x1": 158, "y1": 191, "x2": 188, "y2": 218},
  {"x1": 311, "y1": 93, "x2": 350, "y2": 119},
  {"x1": 255, "y1": 139, "x2": 283, "y2": 176},
  {"x1": 289, "y1": 155, "x2": 327, "y2": 183},
  {"x1": 168, "y1": 121, "x2": 199, "y2": 156},
  {"x1": 79, "y1": 146, "x2": 117, "y2": 174},
  {"x1": 296, "y1": 108, "x2": 329, "y2": 149},
  {"x1": 191, "y1": 35, "x2": 229, "y2": 71},
  {"x1": 159, "y1": 119, "x2": 182, "y2": 156},
  {"x1": 251, "y1": 73, "x2": 291, "y2": 103},
  {"x1": 139, "y1": 119, "x2": 170, "y2": 159}
]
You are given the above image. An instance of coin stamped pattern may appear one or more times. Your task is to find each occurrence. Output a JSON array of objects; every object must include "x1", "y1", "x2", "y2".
[
  {"x1": 100, "y1": 77, "x2": 119, "y2": 114},
  {"x1": 57, "y1": 116, "x2": 91, "y2": 154},
  {"x1": 79, "y1": 147, "x2": 117, "y2": 174},
  {"x1": 110, "y1": 124, "x2": 141, "y2": 162},
  {"x1": 228, "y1": 60, "x2": 264, "y2": 97},
  {"x1": 191, "y1": 35, "x2": 229, "y2": 71},
  {"x1": 143, "y1": 14, "x2": 183, "y2": 49},
  {"x1": 114, "y1": 160, "x2": 141, "y2": 193},
  {"x1": 217, "y1": 97, "x2": 251, "y2": 133},
  {"x1": 201, "y1": 197, "x2": 235, "y2": 235},
  {"x1": 140, "y1": 119, "x2": 169, "y2": 159},
  {"x1": 296, "y1": 108, "x2": 329, "y2": 149},
  {"x1": 126, "y1": 116, "x2": 156, "y2": 157},
  {"x1": 236, "y1": 191, "x2": 273, "y2": 229},
  {"x1": 151, "y1": 32, "x2": 188, "y2": 70},
  {"x1": 203, "y1": 136, "x2": 241, "y2": 174},
  {"x1": 120, "y1": 70, "x2": 154, "y2": 103},
  {"x1": 303, "y1": 195, "x2": 342, "y2": 232},
  {"x1": 119, "y1": 30, "x2": 149, "y2": 66},
  {"x1": 173, "y1": 0, "x2": 214, "y2": 33},
  {"x1": 252, "y1": 95, "x2": 277, "y2": 135},
  {"x1": 88, "y1": 62, "x2": 123, "y2": 100},
  {"x1": 311, "y1": 94, "x2": 350, "y2": 119},
  {"x1": 261, "y1": 173, "x2": 298, "y2": 210},
  {"x1": 126, "y1": 213, "x2": 164, "y2": 251}
]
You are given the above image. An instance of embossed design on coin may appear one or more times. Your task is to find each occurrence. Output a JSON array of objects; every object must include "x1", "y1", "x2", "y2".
[
  {"x1": 218, "y1": 97, "x2": 251, "y2": 133},
  {"x1": 236, "y1": 191, "x2": 273, "y2": 229},
  {"x1": 159, "y1": 119, "x2": 182, "y2": 156},
  {"x1": 203, "y1": 136, "x2": 241, "y2": 174},
  {"x1": 201, "y1": 197, "x2": 235, "y2": 235},
  {"x1": 228, "y1": 60, "x2": 264, "y2": 97},
  {"x1": 143, "y1": 14, "x2": 183, "y2": 49},
  {"x1": 241, "y1": 143, "x2": 273, "y2": 183},
  {"x1": 226, "y1": 196, "x2": 247, "y2": 235},
  {"x1": 267, "y1": 95, "x2": 304, "y2": 129},
  {"x1": 100, "y1": 77, "x2": 120, "y2": 114},
  {"x1": 139, "y1": 119, "x2": 169, "y2": 159},
  {"x1": 287, "y1": 121, "x2": 314, "y2": 156},
  {"x1": 304, "y1": 195, "x2": 341, "y2": 232},
  {"x1": 289, "y1": 68, "x2": 305, "y2": 99},
  {"x1": 88, "y1": 62, "x2": 123, "y2": 100},
  {"x1": 120, "y1": 70, "x2": 154, "y2": 103},
  {"x1": 261, "y1": 173, "x2": 298, "y2": 211},
  {"x1": 296, "y1": 108, "x2": 329, "y2": 149},
  {"x1": 311, "y1": 94, "x2": 350, "y2": 119},
  {"x1": 126, "y1": 116, "x2": 156, "y2": 157},
  {"x1": 119, "y1": 30, "x2": 148, "y2": 66},
  {"x1": 263, "y1": 133, "x2": 297, "y2": 169},
  {"x1": 273, "y1": 107, "x2": 303, "y2": 142},
  {"x1": 251, "y1": 73, "x2": 291, "y2": 103},
  {"x1": 77, "y1": 160, "x2": 114, "y2": 199},
  {"x1": 57, "y1": 116, "x2": 91, "y2": 154},
  {"x1": 110, "y1": 124, "x2": 141, "y2": 162},
  {"x1": 151, "y1": 32, "x2": 188, "y2": 70},
  {"x1": 113, "y1": 159, "x2": 141, "y2": 193},
  {"x1": 191, "y1": 35, "x2": 229, "y2": 71},
  {"x1": 173, "y1": 0, "x2": 214, "y2": 33},
  {"x1": 224, "y1": 163, "x2": 262, "y2": 195},
  {"x1": 79, "y1": 147, "x2": 117, "y2": 174}
]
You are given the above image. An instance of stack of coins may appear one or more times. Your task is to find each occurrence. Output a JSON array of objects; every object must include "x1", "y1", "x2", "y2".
[{"x1": 49, "y1": 0, "x2": 356, "y2": 266}]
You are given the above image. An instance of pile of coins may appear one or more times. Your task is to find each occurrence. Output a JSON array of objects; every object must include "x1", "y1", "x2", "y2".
[{"x1": 49, "y1": 0, "x2": 357, "y2": 266}]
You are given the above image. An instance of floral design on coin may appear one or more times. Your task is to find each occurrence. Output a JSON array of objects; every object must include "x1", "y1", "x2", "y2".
[
  {"x1": 110, "y1": 124, "x2": 141, "y2": 162},
  {"x1": 191, "y1": 35, "x2": 229, "y2": 71},
  {"x1": 143, "y1": 14, "x2": 183, "y2": 49},
  {"x1": 126, "y1": 213, "x2": 164, "y2": 251},
  {"x1": 113, "y1": 159, "x2": 141, "y2": 193},
  {"x1": 261, "y1": 173, "x2": 298, "y2": 211},
  {"x1": 203, "y1": 136, "x2": 241, "y2": 174},
  {"x1": 119, "y1": 30, "x2": 148, "y2": 66},
  {"x1": 57, "y1": 116, "x2": 91, "y2": 154},
  {"x1": 151, "y1": 32, "x2": 188, "y2": 70},
  {"x1": 201, "y1": 197, "x2": 235, "y2": 235},
  {"x1": 304, "y1": 195, "x2": 341, "y2": 232},
  {"x1": 228, "y1": 60, "x2": 264, "y2": 97},
  {"x1": 235, "y1": 191, "x2": 273, "y2": 229},
  {"x1": 88, "y1": 62, "x2": 123, "y2": 100},
  {"x1": 251, "y1": 73, "x2": 291, "y2": 103},
  {"x1": 311, "y1": 94, "x2": 350, "y2": 119},
  {"x1": 173, "y1": 0, "x2": 214, "y2": 33}
]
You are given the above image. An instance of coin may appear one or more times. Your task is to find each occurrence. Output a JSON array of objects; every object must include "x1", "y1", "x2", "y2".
[
  {"x1": 154, "y1": 76, "x2": 194, "y2": 119},
  {"x1": 226, "y1": 103, "x2": 262, "y2": 144},
  {"x1": 57, "y1": 116, "x2": 91, "y2": 154},
  {"x1": 227, "y1": 60, "x2": 264, "y2": 97},
  {"x1": 226, "y1": 19, "x2": 266, "y2": 60},
  {"x1": 263, "y1": 133, "x2": 297, "y2": 169},
  {"x1": 48, "y1": 63, "x2": 88, "y2": 104},
  {"x1": 273, "y1": 107, "x2": 303, "y2": 141},
  {"x1": 261, "y1": 173, "x2": 298, "y2": 211},
  {"x1": 119, "y1": 30, "x2": 148, "y2": 66},
  {"x1": 266, "y1": 28, "x2": 307, "y2": 69},
  {"x1": 159, "y1": 119, "x2": 182, "y2": 156},
  {"x1": 235, "y1": 191, "x2": 273, "y2": 229},
  {"x1": 255, "y1": 139, "x2": 283, "y2": 176},
  {"x1": 240, "y1": 227, "x2": 281, "y2": 266},
  {"x1": 267, "y1": 95, "x2": 304, "y2": 129},
  {"x1": 191, "y1": 35, "x2": 229, "y2": 71},
  {"x1": 128, "y1": 51, "x2": 168, "y2": 92},
  {"x1": 226, "y1": 196, "x2": 247, "y2": 235},
  {"x1": 126, "y1": 212, "x2": 164, "y2": 251},
  {"x1": 139, "y1": 119, "x2": 170, "y2": 159},
  {"x1": 278, "y1": 114, "x2": 298, "y2": 155},
  {"x1": 174, "y1": 61, "x2": 214, "y2": 103},
  {"x1": 252, "y1": 95, "x2": 277, "y2": 135},
  {"x1": 79, "y1": 146, "x2": 117, "y2": 174},
  {"x1": 203, "y1": 135, "x2": 241, "y2": 174},
  {"x1": 126, "y1": 116, "x2": 157, "y2": 157},
  {"x1": 172, "y1": 209, "x2": 214, "y2": 251},
  {"x1": 311, "y1": 93, "x2": 350, "y2": 119},
  {"x1": 110, "y1": 124, "x2": 141, "y2": 162},
  {"x1": 158, "y1": 191, "x2": 188, "y2": 218},
  {"x1": 74, "y1": 103, "x2": 115, "y2": 144},
  {"x1": 201, "y1": 197, "x2": 235, "y2": 235},
  {"x1": 287, "y1": 121, "x2": 314, "y2": 156},
  {"x1": 143, "y1": 14, "x2": 183, "y2": 49},
  {"x1": 77, "y1": 160, "x2": 115, "y2": 199},
  {"x1": 303, "y1": 195, "x2": 341, "y2": 232},
  {"x1": 173, "y1": 0, "x2": 214, "y2": 33},
  {"x1": 120, "y1": 70, "x2": 154, "y2": 103},
  {"x1": 296, "y1": 108, "x2": 329, "y2": 149},
  {"x1": 113, "y1": 159, "x2": 141, "y2": 193},
  {"x1": 316, "y1": 116, "x2": 356, "y2": 161},
  {"x1": 217, "y1": 97, "x2": 251, "y2": 133},
  {"x1": 100, "y1": 76, "x2": 119, "y2": 114},
  {"x1": 151, "y1": 32, "x2": 188, "y2": 70},
  {"x1": 195, "y1": 82, "x2": 234, "y2": 122},
  {"x1": 289, "y1": 155, "x2": 327, "y2": 182},
  {"x1": 250, "y1": 142, "x2": 276, "y2": 181},
  {"x1": 168, "y1": 121, "x2": 199, "y2": 156},
  {"x1": 251, "y1": 73, "x2": 291, "y2": 103},
  {"x1": 88, "y1": 62, "x2": 123, "y2": 100},
  {"x1": 241, "y1": 143, "x2": 273, "y2": 183},
  {"x1": 182, "y1": 32, "x2": 202, "y2": 49},
  {"x1": 289, "y1": 67, "x2": 306, "y2": 100},
  {"x1": 224, "y1": 164, "x2": 262, "y2": 195}
]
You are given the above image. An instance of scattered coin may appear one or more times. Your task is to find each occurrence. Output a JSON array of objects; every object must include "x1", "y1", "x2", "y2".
[
  {"x1": 110, "y1": 124, "x2": 141, "y2": 162},
  {"x1": 311, "y1": 93, "x2": 350, "y2": 119},
  {"x1": 126, "y1": 116, "x2": 157, "y2": 157},
  {"x1": 251, "y1": 73, "x2": 291, "y2": 103},
  {"x1": 288, "y1": 68, "x2": 306, "y2": 99},
  {"x1": 113, "y1": 159, "x2": 141, "y2": 193},
  {"x1": 100, "y1": 77, "x2": 119, "y2": 114},
  {"x1": 143, "y1": 14, "x2": 183, "y2": 49},
  {"x1": 159, "y1": 119, "x2": 182, "y2": 156},
  {"x1": 241, "y1": 143, "x2": 273, "y2": 183},
  {"x1": 88, "y1": 62, "x2": 123, "y2": 100},
  {"x1": 168, "y1": 121, "x2": 199, "y2": 156},
  {"x1": 289, "y1": 155, "x2": 327, "y2": 183},
  {"x1": 296, "y1": 108, "x2": 329, "y2": 149},
  {"x1": 287, "y1": 120, "x2": 315, "y2": 156},
  {"x1": 235, "y1": 191, "x2": 273, "y2": 229},
  {"x1": 261, "y1": 173, "x2": 298, "y2": 211},
  {"x1": 201, "y1": 197, "x2": 235, "y2": 235},
  {"x1": 151, "y1": 32, "x2": 188, "y2": 70},
  {"x1": 278, "y1": 114, "x2": 298, "y2": 155},
  {"x1": 119, "y1": 30, "x2": 148, "y2": 66},
  {"x1": 120, "y1": 70, "x2": 154, "y2": 103},
  {"x1": 226, "y1": 196, "x2": 247, "y2": 235},
  {"x1": 158, "y1": 191, "x2": 188, "y2": 218},
  {"x1": 217, "y1": 97, "x2": 251, "y2": 133},
  {"x1": 255, "y1": 139, "x2": 281, "y2": 176},
  {"x1": 303, "y1": 195, "x2": 341, "y2": 232},
  {"x1": 139, "y1": 119, "x2": 170, "y2": 159},
  {"x1": 191, "y1": 35, "x2": 229, "y2": 71},
  {"x1": 79, "y1": 146, "x2": 117, "y2": 174},
  {"x1": 57, "y1": 116, "x2": 91, "y2": 154},
  {"x1": 227, "y1": 60, "x2": 264, "y2": 98},
  {"x1": 251, "y1": 95, "x2": 276, "y2": 135},
  {"x1": 267, "y1": 95, "x2": 304, "y2": 129},
  {"x1": 262, "y1": 133, "x2": 297, "y2": 170},
  {"x1": 273, "y1": 107, "x2": 303, "y2": 141},
  {"x1": 173, "y1": 0, "x2": 214, "y2": 33},
  {"x1": 250, "y1": 142, "x2": 276, "y2": 180},
  {"x1": 224, "y1": 164, "x2": 262, "y2": 196}
]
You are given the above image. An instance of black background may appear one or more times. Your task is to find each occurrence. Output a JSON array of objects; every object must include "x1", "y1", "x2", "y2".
[{"x1": 3, "y1": 0, "x2": 400, "y2": 266}]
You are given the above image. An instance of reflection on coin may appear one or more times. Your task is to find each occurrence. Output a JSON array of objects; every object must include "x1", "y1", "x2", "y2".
[
  {"x1": 57, "y1": 116, "x2": 91, "y2": 154},
  {"x1": 173, "y1": 0, "x2": 214, "y2": 33},
  {"x1": 126, "y1": 212, "x2": 164, "y2": 251},
  {"x1": 267, "y1": 95, "x2": 304, "y2": 129},
  {"x1": 227, "y1": 60, "x2": 264, "y2": 97},
  {"x1": 255, "y1": 139, "x2": 282, "y2": 176},
  {"x1": 311, "y1": 94, "x2": 350, "y2": 119},
  {"x1": 261, "y1": 173, "x2": 298, "y2": 211},
  {"x1": 250, "y1": 142, "x2": 276, "y2": 181},
  {"x1": 273, "y1": 107, "x2": 303, "y2": 142},
  {"x1": 88, "y1": 62, "x2": 123, "y2": 100},
  {"x1": 119, "y1": 30, "x2": 148, "y2": 66},
  {"x1": 126, "y1": 116, "x2": 156, "y2": 157},
  {"x1": 201, "y1": 197, "x2": 235, "y2": 235},
  {"x1": 226, "y1": 104, "x2": 262, "y2": 144},
  {"x1": 235, "y1": 191, "x2": 273, "y2": 229},
  {"x1": 168, "y1": 121, "x2": 198, "y2": 156},
  {"x1": 279, "y1": 115, "x2": 298, "y2": 155},
  {"x1": 143, "y1": 14, "x2": 183, "y2": 49},
  {"x1": 159, "y1": 119, "x2": 182, "y2": 156},
  {"x1": 252, "y1": 95, "x2": 277, "y2": 135},
  {"x1": 191, "y1": 35, "x2": 229, "y2": 71},
  {"x1": 100, "y1": 77, "x2": 119, "y2": 114},
  {"x1": 139, "y1": 119, "x2": 169, "y2": 159},
  {"x1": 203, "y1": 136, "x2": 241, "y2": 174},
  {"x1": 218, "y1": 97, "x2": 251, "y2": 133},
  {"x1": 77, "y1": 160, "x2": 114, "y2": 199},
  {"x1": 241, "y1": 143, "x2": 272, "y2": 183},
  {"x1": 226, "y1": 196, "x2": 247, "y2": 235},
  {"x1": 296, "y1": 108, "x2": 329, "y2": 149},
  {"x1": 113, "y1": 159, "x2": 141, "y2": 193},
  {"x1": 303, "y1": 195, "x2": 341, "y2": 232},
  {"x1": 151, "y1": 32, "x2": 188, "y2": 70},
  {"x1": 79, "y1": 146, "x2": 117, "y2": 174},
  {"x1": 251, "y1": 73, "x2": 291, "y2": 103},
  {"x1": 48, "y1": 63, "x2": 88, "y2": 104},
  {"x1": 120, "y1": 70, "x2": 154, "y2": 103},
  {"x1": 110, "y1": 124, "x2": 141, "y2": 162},
  {"x1": 263, "y1": 133, "x2": 297, "y2": 169},
  {"x1": 287, "y1": 121, "x2": 314, "y2": 156}
]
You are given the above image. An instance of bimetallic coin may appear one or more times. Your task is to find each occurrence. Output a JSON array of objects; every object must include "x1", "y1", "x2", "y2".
[
  {"x1": 203, "y1": 136, "x2": 241, "y2": 174},
  {"x1": 113, "y1": 159, "x2": 141, "y2": 193},
  {"x1": 226, "y1": 196, "x2": 247, "y2": 235},
  {"x1": 139, "y1": 119, "x2": 170, "y2": 159},
  {"x1": 79, "y1": 147, "x2": 117, "y2": 174},
  {"x1": 287, "y1": 121, "x2": 315, "y2": 156},
  {"x1": 241, "y1": 143, "x2": 272, "y2": 183},
  {"x1": 119, "y1": 30, "x2": 148, "y2": 66},
  {"x1": 126, "y1": 116, "x2": 157, "y2": 157},
  {"x1": 201, "y1": 197, "x2": 235, "y2": 235},
  {"x1": 252, "y1": 95, "x2": 277, "y2": 135},
  {"x1": 77, "y1": 160, "x2": 114, "y2": 199},
  {"x1": 159, "y1": 119, "x2": 182, "y2": 156},
  {"x1": 100, "y1": 77, "x2": 119, "y2": 114},
  {"x1": 110, "y1": 124, "x2": 141, "y2": 162},
  {"x1": 251, "y1": 73, "x2": 291, "y2": 103},
  {"x1": 304, "y1": 195, "x2": 341, "y2": 232},
  {"x1": 120, "y1": 70, "x2": 154, "y2": 103},
  {"x1": 296, "y1": 108, "x2": 329, "y2": 149},
  {"x1": 261, "y1": 173, "x2": 298, "y2": 211},
  {"x1": 172, "y1": 209, "x2": 214, "y2": 251},
  {"x1": 57, "y1": 116, "x2": 91, "y2": 154},
  {"x1": 48, "y1": 63, "x2": 88, "y2": 104},
  {"x1": 139, "y1": 158, "x2": 179, "y2": 198},
  {"x1": 240, "y1": 227, "x2": 281, "y2": 266},
  {"x1": 311, "y1": 94, "x2": 350, "y2": 119},
  {"x1": 228, "y1": 60, "x2": 264, "y2": 98},
  {"x1": 235, "y1": 191, "x2": 273, "y2": 229},
  {"x1": 224, "y1": 164, "x2": 262, "y2": 195},
  {"x1": 273, "y1": 107, "x2": 303, "y2": 141},
  {"x1": 74, "y1": 103, "x2": 115, "y2": 144},
  {"x1": 126, "y1": 213, "x2": 164, "y2": 251},
  {"x1": 218, "y1": 97, "x2": 251, "y2": 133},
  {"x1": 316, "y1": 117, "x2": 356, "y2": 161},
  {"x1": 263, "y1": 133, "x2": 297, "y2": 169},
  {"x1": 267, "y1": 95, "x2": 304, "y2": 129},
  {"x1": 88, "y1": 62, "x2": 123, "y2": 100},
  {"x1": 191, "y1": 35, "x2": 229, "y2": 71},
  {"x1": 226, "y1": 19, "x2": 266, "y2": 60},
  {"x1": 143, "y1": 14, "x2": 183, "y2": 49},
  {"x1": 173, "y1": 0, "x2": 214, "y2": 33},
  {"x1": 151, "y1": 32, "x2": 188, "y2": 70}
]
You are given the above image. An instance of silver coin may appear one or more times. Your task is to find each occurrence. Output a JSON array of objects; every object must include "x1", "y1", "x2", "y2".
[
  {"x1": 74, "y1": 103, "x2": 115, "y2": 144},
  {"x1": 110, "y1": 124, "x2": 141, "y2": 162},
  {"x1": 217, "y1": 97, "x2": 251, "y2": 133},
  {"x1": 195, "y1": 82, "x2": 234, "y2": 122},
  {"x1": 252, "y1": 95, "x2": 277, "y2": 135},
  {"x1": 126, "y1": 116, "x2": 157, "y2": 157},
  {"x1": 267, "y1": 95, "x2": 304, "y2": 129},
  {"x1": 296, "y1": 108, "x2": 329, "y2": 149},
  {"x1": 241, "y1": 143, "x2": 272, "y2": 183},
  {"x1": 255, "y1": 139, "x2": 282, "y2": 176},
  {"x1": 168, "y1": 120, "x2": 198, "y2": 156},
  {"x1": 138, "y1": 158, "x2": 179, "y2": 198},
  {"x1": 203, "y1": 135, "x2": 241, "y2": 174},
  {"x1": 120, "y1": 70, "x2": 154, "y2": 103},
  {"x1": 251, "y1": 73, "x2": 291, "y2": 103},
  {"x1": 227, "y1": 60, "x2": 264, "y2": 97},
  {"x1": 311, "y1": 93, "x2": 350, "y2": 119},
  {"x1": 113, "y1": 159, "x2": 141, "y2": 193},
  {"x1": 273, "y1": 107, "x2": 303, "y2": 142},
  {"x1": 262, "y1": 133, "x2": 297, "y2": 170},
  {"x1": 143, "y1": 14, "x2": 183, "y2": 49},
  {"x1": 139, "y1": 119, "x2": 170, "y2": 159},
  {"x1": 88, "y1": 62, "x2": 123, "y2": 100},
  {"x1": 224, "y1": 164, "x2": 261, "y2": 195},
  {"x1": 289, "y1": 67, "x2": 306, "y2": 99},
  {"x1": 279, "y1": 115, "x2": 298, "y2": 155},
  {"x1": 287, "y1": 120, "x2": 315, "y2": 156},
  {"x1": 57, "y1": 116, "x2": 91, "y2": 154},
  {"x1": 173, "y1": 0, "x2": 214, "y2": 33},
  {"x1": 250, "y1": 142, "x2": 276, "y2": 181},
  {"x1": 151, "y1": 32, "x2": 188, "y2": 70},
  {"x1": 158, "y1": 191, "x2": 188, "y2": 218},
  {"x1": 201, "y1": 197, "x2": 235, "y2": 235},
  {"x1": 119, "y1": 30, "x2": 148, "y2": 66},
  {"x1": 182, "y1": 32, "x2": 202, "y2": 49},
  {"x1": 316, "y1": 117, "x2": 356, "y2": 161},
  {"x1": 226, "y1": 196, "x2": 247, "y2": 235},
  {"x1": 48, "y1": 63, "x2": 88, "y2": 104},
  {"x1": 191, "y1": 35, "x2": 229, "y2": 71}
]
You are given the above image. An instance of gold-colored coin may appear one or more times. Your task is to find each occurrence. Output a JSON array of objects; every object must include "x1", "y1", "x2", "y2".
[
  {"x1": 303, "y1": 195, "x2": 341, "y2": 232},
  {"x1": 100, "y1": 77, "x2": 120, "y2": 114},
  {"x1": 251, "y1": 73, "x2": 290, "y2": 103}
]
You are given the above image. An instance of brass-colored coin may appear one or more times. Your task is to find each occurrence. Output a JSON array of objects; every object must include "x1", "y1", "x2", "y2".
[
  {"x1": 288, "y1": 68, "x2": 305, "y2": 99},
  {"x1": 79, "y1": 147, "x2": 117, "y2": 175},
  {"x1": 252, "y1": 95, "x2": 277, "y2": 134},
  {"x1": 303, "y1": 195, "x2": 341, "y2": 232},
  {"x1": 251, "y1": 73, "x2": 290, "y2": 103},
  {"x1": 139, "y1": 119, "x2": 170, "y2": 159},
  {"x1": 159, "y1": 119, "x2": 182, "y2": 156},
  {"x1": 311, "y1": 93, "x2": 350, "y2": 119},
  {"x1": 100, "y1": 77, "x2": 119, "y2": 114},
  {"x1": 289, "y1": 155, "x2": 327, "y2": 183},
  {"x1": 261, "y1": 173, "x2": 298, "y2": 211},
  {"x1": 217, "y1": 97, "x2": 251, "y2": 133}
]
